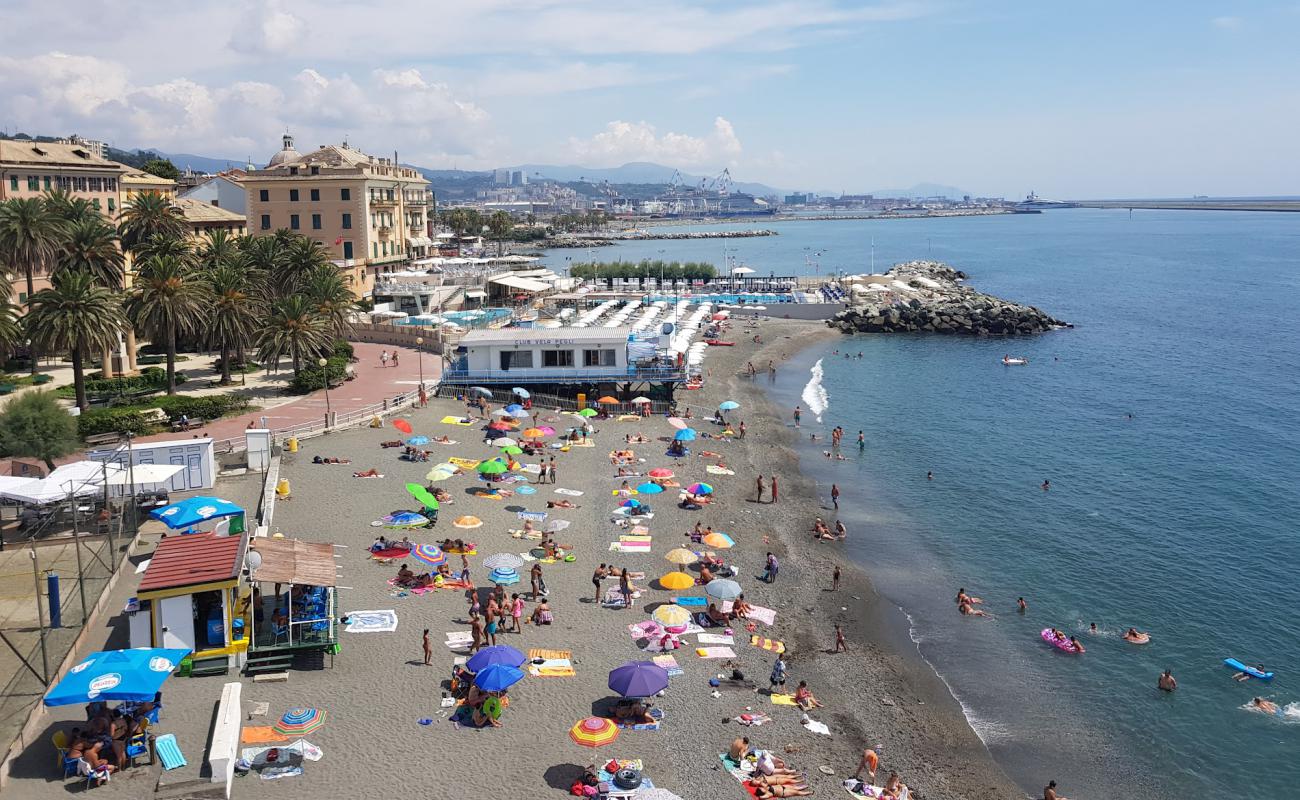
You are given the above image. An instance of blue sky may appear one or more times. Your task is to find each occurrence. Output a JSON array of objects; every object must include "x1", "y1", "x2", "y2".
[{"x1": 1, "y1": 1, "x2": 1296, "y2": 197}]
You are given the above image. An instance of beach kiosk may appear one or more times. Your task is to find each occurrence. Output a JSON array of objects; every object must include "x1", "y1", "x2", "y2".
[
  {"x1": 130, "y1": 532, "x2": 249, "y2": 677},
  {"x1": 244, "y1": 537, "x2": 341, "y2": 674}
]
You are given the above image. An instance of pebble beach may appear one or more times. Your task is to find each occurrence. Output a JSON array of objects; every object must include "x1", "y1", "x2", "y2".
[{"x1": 15, "y1": 318, "x2": 1026, "y2": 800}]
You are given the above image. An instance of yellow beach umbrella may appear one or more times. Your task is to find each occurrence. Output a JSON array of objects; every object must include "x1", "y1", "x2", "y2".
[
  {"x1": 453, "y1": 515, "x2": 483, "y2": 529},
  {"x1": 664, "y1": 548, "x2": 698, "y2": 567},
  {"x1": 652, "y1": 604, "x2": 691, "y2": 627},
  {"x1": 522, "y1": 427, "x2": 547, "y2": 439},
  {"x1": 569, "y1": 716, "x2": 619, "y2": 748},
  {"x1": 658, "y1": 571, "x2": 695, "y2": 591}
]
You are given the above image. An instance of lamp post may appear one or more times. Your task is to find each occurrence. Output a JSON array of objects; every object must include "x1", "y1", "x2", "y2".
[
  {"x1": 318, "y1": 357, "x2": 332, "y2": 429},
  {"x1": 415, "y1": 336, "x2": 424, "y2": 389}
]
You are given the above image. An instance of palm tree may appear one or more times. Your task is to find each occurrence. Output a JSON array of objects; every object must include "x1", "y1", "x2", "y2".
[
  {"x1": 54, "y1": 217, "x2": 125, "y2": 289},
  {"x1": 124, "y1": 255, "x2": 210, "y2": 394},
  {"x1": 256, "y1": 295, "x2": 329, "y2": 376},
  {"x1": 0, "y1": 197, "x2": 67, "y2": 373},
  {"x1": 117, "y1": 191, "x2": 185, "y2": 254},
  {"x1": 42, "y1": 189, "x2": 97, "y2": 224},
  {"x1": 303, "y1": 267, "x2": 357, "y2": 341},
  {"x1": 134, "y1": 232, "x2": 194, "y2": 266},
  {"x1": 274, "y1": 237, "x2": 331, "y2": 296},
  {"x1": 0, "y1": 296, "x2": 21, "y2": 361},
  {"x1": 25, "y1": 272, "x2": 126, "y2": 411},
  {"x1": 207, "y1": 262, "x2": 263, "y2": 385},
  {"x1": 487, "y1": 210, "x2": 513, "y2": 257},
  {"x1": 197, "y1": 229, "x2": 240, "y2": 270}
]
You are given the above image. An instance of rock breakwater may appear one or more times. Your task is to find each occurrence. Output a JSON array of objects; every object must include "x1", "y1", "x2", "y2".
[{"x1": 830, "y1": 260, "x2": 1070, "y2": 336}]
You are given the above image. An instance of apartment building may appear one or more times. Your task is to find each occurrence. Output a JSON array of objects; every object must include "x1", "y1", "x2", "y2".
[{"x1": 241, "y1": 135, "x2": 432, "y2": 297}]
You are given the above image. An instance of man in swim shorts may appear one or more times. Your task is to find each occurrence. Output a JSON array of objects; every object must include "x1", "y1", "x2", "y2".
[{"x1": 1157, "y1": 669, "x2": 1177, "y2": 692}]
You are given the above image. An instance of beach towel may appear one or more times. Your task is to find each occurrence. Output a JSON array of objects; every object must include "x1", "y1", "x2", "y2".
[
  {"x1": 440, "y1": 416, "x2": 475, "y2": 426},
  {"x1": 528, "y1": 659, "x2": 575, "y2": 677},
  {"x1": 722, "y1": 602, "x2": 776, "y2": 626},
  {"x1": 602, "y1": 588, "x2": 630, "y2": 608},
  {"x1": 803, "y1": 717, "x2": 831, "y2": 736},
  {"x1": 554, "y1": 487, "x2": 583, "y2": 496},
  {"x1": 240, "y1": 727, "x2": 290, "y2": 745},
  {"x1": 628, "y1": 620, "x2": 662, "y2": 638},
  {"x1": 447, "y1": 457, "x2": 480, "y2": 470},
  {"x1": 345, "y1": 610, "x2": 398, "y2": 633},
  {"x1": 241, "y1": 740, "x2": 323, "y2": 768},
  {"x1": 443, "y1": 547, "x2": 477, "y2": 555},
  {"x1": 528, "y1": 648, "x2": 570, "y2": 661},
  {"x1": 750, "y1": 635, "x2": 785, "y2": 654},
  {"x1": 353, "y1": 473, "x2": 384, "y2": 479},
  {"x1": 444, "y1": 631, "x2": 473, "y2": 650},
  {"x1": 619, "y1": 534, "x2": 653, "y2": 542},
  {"x1": 696, "y1": 646, "x2": 736, "y2": 659},
  {"x1": 733, "y1": 713, "x2": 773, "y2": 726},
  {"x1": 693, "y1": 612, "x2": 719, "y2": 628},
  {"x1": 842, "y1": 779, "x2": 885, "y2": 799},
  {"x1": 698, "y1": 633, "x2": 735, "y2": 645},
  {"x1": 769, "y1": 693, "x2": 797, "y2": 706},
  {"x1": 674, "y1": 596, "x2": 708, "y2": 607},
  {"x1": 609, "y1": 541, "x2": 651, "y2": 552},
  {"x1": 368, "y1": 547, "x2": 412, "y2": 561},
  {"x1": 615, "y1": 707, "x2": 663, "y2": 730},
  {"x1": 706, "y1": 466, "x2": 736, "y2": 475},
  {"x1": 155, "y1": 734, "x2": 186, "y2": 770},
  {"x1": 651, "y1": 654, "x2": 683, "y2": 676}
]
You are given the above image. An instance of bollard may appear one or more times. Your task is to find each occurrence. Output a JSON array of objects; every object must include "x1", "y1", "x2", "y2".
[{"x1": 47, "y1": 572, "x2": 61, "y2": 629}]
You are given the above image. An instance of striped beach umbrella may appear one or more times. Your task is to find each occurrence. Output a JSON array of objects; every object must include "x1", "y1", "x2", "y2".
[
  {"x1": 410, "y1": 544, "x2": 447, "y2": 568},
  {"x1": 703, "y1": 532, "x2": 735, "y2": 550},
  {"x1": 686, "y1": 482, "x2": 713, "y2": 495},
  {"x1": 483, "y1": 553, "x2": 525, "y2": 570},
  {"x1": 489, "y1": 567, "x2": 521, "y2": 585},
  {"x1": 570, "y1": 716, "x2": 619, "y2": 748},
  {"x1": 652, "y1": 604, "x2": 691, "y2": 628},
  {"x1": 273, "y1": 707, "x2": 327, "y2": 736}
]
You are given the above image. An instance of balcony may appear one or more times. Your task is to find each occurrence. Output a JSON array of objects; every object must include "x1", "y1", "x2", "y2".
[
  {"x1": 377, "y1": 226, "x2": 392, "y2": 238},
  {"x1": 370, "y1": 195, "x2": 397, "y2": 208},
  {"x1": 406, "y1": 196, "x2": 428, "y2": 205}
]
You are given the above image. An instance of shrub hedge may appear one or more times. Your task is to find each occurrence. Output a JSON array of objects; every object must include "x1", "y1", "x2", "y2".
[
  {"x1": 76, "y1": 394, "x2": 251, "y2": 437},
  {"x1": 56, "y1": 367, "x2": 185, "y2": 399}
]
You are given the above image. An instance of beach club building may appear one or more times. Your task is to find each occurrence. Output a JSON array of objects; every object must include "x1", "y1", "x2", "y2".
[{"x1": 442, "y1": 326, "x2": 684, "y2": 396}]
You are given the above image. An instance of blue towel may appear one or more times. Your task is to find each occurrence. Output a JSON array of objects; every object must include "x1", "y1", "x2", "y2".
[
  {"x1": 674, "y1": 596, "x2": 707, "y2": 607},
  {"x1": 155, "y1": 733, "x2": 187, "y2": 770}
]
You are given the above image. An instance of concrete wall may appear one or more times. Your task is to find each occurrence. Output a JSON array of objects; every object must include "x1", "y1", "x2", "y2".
[
  {"x1": 350, "y1": 323, "x2": 447, "y2": 355},
  {"x1": 729, "y1": 303, "x2": 844, "y2": 321}
]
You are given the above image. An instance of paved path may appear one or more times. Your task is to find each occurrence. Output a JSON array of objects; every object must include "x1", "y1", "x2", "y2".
[{"x1": 133, "y1": 342, "x2": 441, "y2": 445}]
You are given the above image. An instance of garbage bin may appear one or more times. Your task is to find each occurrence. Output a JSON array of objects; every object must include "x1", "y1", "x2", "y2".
[
  {"x1": 276, "y1": 479, "x2": 291, "y2": 498},
  {"x1": 286, "y1": 437, "x2": 298, "y2": 453}
]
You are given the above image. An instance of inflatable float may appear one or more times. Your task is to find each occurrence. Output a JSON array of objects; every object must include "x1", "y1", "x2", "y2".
[
  {"x1": 1041, "y1": 628, "x2": 1080, "y2": 653},
  {"x1": 1224, "y1": 658, "x2": 1274, "y2": 681},
  {"x1": 1002, "y1": 357, "x2": 1029, "y2": 365}
]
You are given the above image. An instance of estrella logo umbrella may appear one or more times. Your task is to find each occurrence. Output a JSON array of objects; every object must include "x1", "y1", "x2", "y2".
[
  {"x1": 273, "y1": 707, "x2": 327, "y2": 736},
  {"x1": 410, "y1": 544, "x2": 447, "y2": 568},
  {"x1": 673, "y1": 428, "x2": 697, "y2": 442},
  {"x1": 570, "y1": 716, "x2": 619, "y2": 747},
  {"x1": 473, "y1": 663, "x2": 525, "y2": 692},
  {"x1": 467, "y1": 644, "x2": 526, "y2": 673},
  {"x1": 608, "y1": 661, "x2": 669, "y2": 698},
  {"x1": 43, "y1": 648, "x2": 189, "y2": 706}
]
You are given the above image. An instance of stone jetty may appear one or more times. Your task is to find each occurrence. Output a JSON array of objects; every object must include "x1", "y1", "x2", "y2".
[{"x1": 830, "y1": 260, "x2": 1070, "y2": 336}]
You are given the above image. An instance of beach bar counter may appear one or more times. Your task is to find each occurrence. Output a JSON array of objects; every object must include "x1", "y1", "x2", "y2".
[
  {"x1": 244, "y1": 536, "x2": 341, "y2": 673},
  {"x1": 128, "y1": 532, "x2": 249, "y2": 677}
]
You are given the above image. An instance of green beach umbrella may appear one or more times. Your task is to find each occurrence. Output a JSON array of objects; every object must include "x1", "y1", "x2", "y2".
[
  {"x1": 477, "y1": 459, "x2": 508, "y2": 475},
  {"x1": 406, "y1": 483, "x2": 440, "y2": 510},
  {"x1": 499, "y1": 445, "x2": 523, "y2": 456},
  {"x1": 577, "y1": 408, "x2": 598, "y2": 417}
]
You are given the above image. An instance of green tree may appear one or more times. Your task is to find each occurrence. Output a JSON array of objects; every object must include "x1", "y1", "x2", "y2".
[
  {"x1": 140, "y1": 157, "x2": 181, "y2": 181},
  {"x1": 25, "y1": 272, "x2": 127, "y2": 411},
  {"x1": 256, "y1": 295, "x2": 330, "y2": 376},
  {"x1": 206, "y1": 262, "x2": 263, "y2": 385},
  {"x1": 117, "y1": 191, "x2": 185, "y2": 254},
  {"x1": 0, "y1": 295, "x2": 21, "y2": 360},
  {"x1": 42, "y1": 189, "x2": 97, "y2": 224},
  {"x1": 274, "y1": 236, "x2": 332, "y2": 296},
  {"x1": 125, "y1": 255, "x2": 211, "y2": 394},
  {"x1": 303, "y1": 267, "x2": 357, "y2": 340},
  {"x1": 0, "y1": 390, "x2": 79, "y2": 470},
  {"x1": 0, "y1": 196, "x2": 67, "y2": 373},
  {"x1": 54, "y1": 217, "x2": 125, "y2": 289},
  {"x1": 197, "y1": 228, "x2": 240, "y2": 270},
  {"x1": 487, "y1": 210, "x2": 513, "y2": 257}
]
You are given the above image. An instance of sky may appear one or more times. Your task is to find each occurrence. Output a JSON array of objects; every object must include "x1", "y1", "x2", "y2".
[{"x1": 1, "y1": 1, "x2": 1297, "y2": 198}]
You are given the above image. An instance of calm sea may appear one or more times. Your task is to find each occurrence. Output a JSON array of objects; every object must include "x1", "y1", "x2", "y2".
[{"x1": 544, "y1": 211, "x2": 1300, "y2": 799}]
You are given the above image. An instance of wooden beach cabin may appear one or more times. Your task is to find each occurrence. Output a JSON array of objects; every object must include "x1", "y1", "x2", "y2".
[
  {"x1": 129, "y1": 532, "x2": 249, "y2": 677},
  {"x1": 244, "y1": 537, "x2": 341, "y2": 674}
]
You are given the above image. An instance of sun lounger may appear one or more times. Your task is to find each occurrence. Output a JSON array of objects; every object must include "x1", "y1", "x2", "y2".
[{"x1": 695, "y1": 646, "x2": 736, "y2": 659}]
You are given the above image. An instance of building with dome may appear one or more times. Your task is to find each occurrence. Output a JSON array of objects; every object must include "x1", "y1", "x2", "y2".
[{"x1": 241, "y1": 135, "x2": 432, "y2": 297}]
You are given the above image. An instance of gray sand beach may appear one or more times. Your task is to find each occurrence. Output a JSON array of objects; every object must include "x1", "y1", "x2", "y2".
[{"x1": 12, "y1": 318, "x2": 1025, "y2": 800}]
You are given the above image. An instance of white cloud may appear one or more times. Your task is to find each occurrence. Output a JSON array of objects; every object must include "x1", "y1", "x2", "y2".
[
  {"x1": 228, "y1": 1, "x2": 306, "y2": 55},
  {"x1": 0, "y1": 53, "x2": 493, "y2": 165},
  {"x1": 566, "y1": 117, "x2": 743, "y2": 168},
  {"x1": 1211, "y1": 15, "x2": 1242, "y2": 29}
]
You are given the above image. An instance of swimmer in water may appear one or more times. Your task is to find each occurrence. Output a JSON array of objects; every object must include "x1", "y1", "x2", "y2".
[
  {"x1": 955, "y1": 588, "x2": 982, "y2": 606},
  {"x1": 1069, "y1": 636, "x2": 1086, "y2": 653},
  {"x1": 1017, "y1": 597, "x2": 1028, "y2": 613},
  {"x1": 1089, "y1": 622, "x2": 1098, "y2": 634},
  {"x1": 926, "y1": 471, "x2": 933, "y2": 480},
  {"x1": 1041, "y1": 479, "x2": 1051, "y2": 491},
  {"x1": 1251, "y1": 697, "x2": 1279, "y2": 715},
  {"x1": 1123, "y1": 628, "x2": 1150, "y2": 643},
  {"x1": 959, "y1": 601, "x2": 991, "y2": 618},
  {"x1": 1157, "y1": 669, "x2": 1177, "y2": 692}
]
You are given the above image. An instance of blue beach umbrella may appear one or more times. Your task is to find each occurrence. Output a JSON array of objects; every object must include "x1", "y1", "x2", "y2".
[
  {"x1": 44, "y1": 648, "x2": 189, "y2": 706},
  {"x1": 674, "y1": 428, "x2": 697, "y2": 442},
  {"x1": 608, "y1": 661, "x2": 670, "y2": 698},
  {"x1": 150, "y1": 496, "x2": 243, "y2": 529},
  {"x1": 635, "y1": 482, "x2": 664, "y2": 495},
  {"x1": 407, "y1": 435, "x2": 430, "y2": 446},
  {"x1": 467, "y1": 645, "x2": 527, "y2": 673},
  {"x1": 505, "y1": 403, "x2": 525, "y2": 415},
  {"x1": 511, "y1": 387, "x2": 530, "y2": 399},
  {"x1": 718, "y1": 401, "x2": 740, "y2": 411},
  {"x1": 473, "y1": 663, "x2": 525, "y2": 692},
  {"x1": 620, "y1": 498, "x2": 642, "y2": 508},
  {"x1": 489, "y1": 567, "x2": 521, "y2": 585}
]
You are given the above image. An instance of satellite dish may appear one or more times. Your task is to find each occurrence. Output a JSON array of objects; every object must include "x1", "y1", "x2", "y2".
[{"x1": 246, "y1": 550, "x2": 263, "y2": 571}]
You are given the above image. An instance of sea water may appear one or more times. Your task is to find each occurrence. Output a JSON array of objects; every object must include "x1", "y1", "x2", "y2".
[{"x1": 545, "y1": 211, "x2": 1300, "y2": 799}]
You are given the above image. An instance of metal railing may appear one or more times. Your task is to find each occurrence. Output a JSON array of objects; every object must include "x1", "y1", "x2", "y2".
[{"x1": 440, "y1": 364, "x2": 685, "y2": 384}]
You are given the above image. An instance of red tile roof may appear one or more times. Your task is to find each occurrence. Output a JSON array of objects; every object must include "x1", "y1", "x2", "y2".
[{"x1": 138, "y1": 533, "x2": 244, "y2": 593}]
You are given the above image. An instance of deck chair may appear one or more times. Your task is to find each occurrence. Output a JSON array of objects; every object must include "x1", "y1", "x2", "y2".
[
  {"x1": 76, "y1": 758, "x2": 111, "y2": 788},
  {"x1": 51, "y1": 730, "x2": 71, "y2": 773},
  {"x1": 125, "y1": 720, "x2": 151, "y2": 767},
  {"x1": 271, "y1": 621, "x2": 289, "y2": 644}
]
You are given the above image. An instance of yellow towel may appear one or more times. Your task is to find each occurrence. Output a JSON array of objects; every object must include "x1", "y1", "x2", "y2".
[
  {"x1": 750, "y1": 635, "x2": 786, "y2": 654},
  {"x1": 769, "y1": 694, "x2": 797, "y2": 706},
  {"x1": 528, "y1": 648, "x2": 571, "y2": 660},
  {"x1": 532, "y1": 666, "x2": 576, "y2": 677},
  {"x1": 448, "y1": 457, "x2": 481, "y2": 469},
  {"x1": 440, "y1": 416, "x2": 475, "y2": 426}
]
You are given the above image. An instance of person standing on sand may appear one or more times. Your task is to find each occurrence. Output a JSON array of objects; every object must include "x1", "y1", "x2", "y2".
[
  {"x1": 511, "y1": 593, "x2": 525, "y2": 634},
  {"x1": 418, "y1": 385, "x2": 428, "y2": 408},
  {"x1": 769, "y1": 654, "x2": 787, "y2": 694},
  {"x1": 834, "y1": 623, "x2": 847, "y2": 653},
  {"x1": 531, "y1": 562, "x2": 546, "y2": 599},
  {"x1": 793, "y1": 406, "x2": 801, "y2": 428},
  {"x1": 469, "y1": 611, "x2": 484, "y2": 653},
  {"x1": 1044, "y1": 780, "x2": 1068, "y2": 800},
  {"x1": 620, "y1": 567, "x2": 634, "y2": 608},
  {"x1": 830, "y1": 483, "x2": 840, "y2": 510},
  {"x1": 592, "y1": 564, "x2": 608, "y2": 602},
  {"x1": 391, "y1": 351, "x2": 399, "y2": 368},
  {"x1": 855, "y1": 747, "x2": 880, "y2": 784},
  {"x1": 380, "y1": 350, "x2": 389, "y2": 368},
  {"x1": 1158, "y1": 669, "x2": 1177, "y2": 692},
  {"x1": 764, "y1": 552, "x2": 779, "y2": 583},
  {"x1": 423, "y1": 628, "x2": 432, "y2": 665},
  {"x1": 549, "y1": 456, "x2": 557, "y2": 485},
  {"x1": 770, "y1": 475, "x2": 778, "y2": 503},
  {"x1": 832, "y1": 564, "x2": 841, "y2": 591},
  {"x1": 739, "y1": 421, "x2": 747, "y2": 439},
  {"x1": 755, "y1": 475, "x2": 765, "y2": 503}
]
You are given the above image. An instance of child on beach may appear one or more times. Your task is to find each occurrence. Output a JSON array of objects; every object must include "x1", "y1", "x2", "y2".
[{"x1": 510, "y1": 594, "x2": 524, "y2": 633}]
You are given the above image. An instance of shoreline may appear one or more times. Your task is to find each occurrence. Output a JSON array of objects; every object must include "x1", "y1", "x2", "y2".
[{"x1": 711, "y1": 319, "x2": 1027, "y2": 799}]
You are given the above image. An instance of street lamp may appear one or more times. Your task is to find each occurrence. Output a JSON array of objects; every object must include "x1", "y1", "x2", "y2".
[
  {"x1": 415, "y1": 337, "x2": 424, "y2": 388},
  {"x1": 318, "y1": 357, "x2": 331, "y2": 429}
]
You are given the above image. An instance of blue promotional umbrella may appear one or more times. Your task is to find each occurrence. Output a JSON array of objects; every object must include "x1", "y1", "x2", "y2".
[
  {"x1": 674, "y1": 428, "x2": 697, "y2": 442},
  {"x1": 608, "y1": 661, "x2": 669, "y2": 698},
  {"x1": 511, "y1": 387, "x2": 530, "y2": 399},
  {"x1": 407, "y1": 435, "x2": 430, "y2": 446},
  {"x1": 635, "y1": 482, "x2": 664, "y2": 495},
  {"x1": 44, "y1": 648, "x2": 189, "y2": 706},
  {"x1": 473, "y1": 663, "x2": 525, "y2": 692},
  {"x1": 467, "y1": 645, "x2": 527, "y2": 673},
  {"x1": 149, "y1": 496, "x2": 243, "y2": 529},
  {"x1": 718, "y1": 400, "x2": 740, "y2": 411}
]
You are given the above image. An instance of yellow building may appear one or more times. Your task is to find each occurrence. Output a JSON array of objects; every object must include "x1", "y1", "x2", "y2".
[
  {"x1": 120, "y1": 171, "x2": 177, "y2": 203},
  {"x1": 177, "y1": 197, "x2": 247, "y2": 240},
  {"x1": 241, "y1": 134, "x2": 432, "y2": 297}
]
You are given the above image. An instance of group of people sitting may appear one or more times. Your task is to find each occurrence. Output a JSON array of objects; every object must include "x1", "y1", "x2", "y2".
[
  {"x1": 393, "y1": 561, "x2": 454, "y2": 589},
  {"x1": 65, "y1": 699, "x2": 157, "y2": 783},
  {"x1": 728, "y1": 739, "x2": 814, "y2": 797},
  {"x1": 705, "y1": 594, "x2": 753, "y2": 625},
  {"x1": 609, "y1": 449, "x2": 637, "y2": 465},
  {"x1": 812, "y1": 517, "x2": 847, "y2": 541}
]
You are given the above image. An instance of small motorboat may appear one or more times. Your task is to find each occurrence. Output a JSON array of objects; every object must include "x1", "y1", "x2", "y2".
[{"x1": 1002, "y1": 356, "x2": 1029, "y2": 365}]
